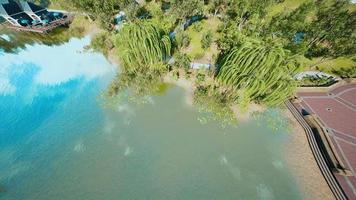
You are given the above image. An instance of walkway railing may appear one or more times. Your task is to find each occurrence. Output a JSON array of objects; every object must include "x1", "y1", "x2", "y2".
[{"x1": 285, "y1": 100, "x2": 347, "y2": 200}]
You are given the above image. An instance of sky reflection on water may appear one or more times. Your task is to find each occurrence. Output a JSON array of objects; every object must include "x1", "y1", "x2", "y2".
[
  {"x1": 0, "y1": 37, "x2": 115, "y2": 187},
  {"x1": 0, "y1": 36, "x2": 302, "y2": 200},
  {"x1": 0, "y1": 36, "x2": 113, "y2": 95}
]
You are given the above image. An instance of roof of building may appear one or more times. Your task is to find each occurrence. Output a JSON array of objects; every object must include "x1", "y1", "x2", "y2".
[
  {"x1": 19, "y1": 0, "x2": 45, "y2": 13},
  {"x1": 0, "y1": 0, "x2": 46, "y2": 17},
  {"x1": 1, "y1": 0, "x2": 22, "y2": 16},
  {"x1": 28, "y1": 2, "x2": 44, "y2": 12},
  {"x1": 0, "y1": 3, "x2": 8, "y2": 16}
]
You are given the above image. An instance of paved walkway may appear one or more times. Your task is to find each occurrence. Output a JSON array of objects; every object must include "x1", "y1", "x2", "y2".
[{"x1": 293, "y1": 83, "x2": 356, "y2": 200}]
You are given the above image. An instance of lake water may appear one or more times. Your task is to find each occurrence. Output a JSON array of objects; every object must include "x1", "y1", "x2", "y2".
[{"x1": 0, "y1": 36, "x2": 302, "y2": 199}]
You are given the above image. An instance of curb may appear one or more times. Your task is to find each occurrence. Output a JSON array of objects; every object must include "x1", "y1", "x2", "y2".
[{"x1": 285, "y1": 100, "x2": 347, "y2": 200}]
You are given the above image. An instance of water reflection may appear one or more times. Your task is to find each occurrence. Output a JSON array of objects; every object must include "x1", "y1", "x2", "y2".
[
  {"x1": 0, "y1": 25, "x2": 85, "y2": 53},
  {"x1": 0, "y1": 35, "x2": 115, "y2": 152},
  {"x1": 0, "y1": 36, "x2": 114, "y2": 96},
  {"x1": 0, "y1": 36, "x2": 302, "y2": 200}
]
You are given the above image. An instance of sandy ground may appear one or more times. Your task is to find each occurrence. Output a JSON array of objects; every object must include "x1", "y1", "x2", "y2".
[
  {"x1": 283, "y1": 108, "x2": 334, "y2": 200},
  {"x1": 163, "y1": 73, "x2": 196, "y2": 106}
]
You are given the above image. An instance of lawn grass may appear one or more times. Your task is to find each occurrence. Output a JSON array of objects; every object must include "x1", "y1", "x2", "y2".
[
  {"x1": 301, "y1": 56, "x2": 356, "y2": 76},
  {"x1": 184, "y1": 17, "x2": 221, "y2": 62},
  {"x1": 186, "y1": 26, "x2": 203, "y2": 59},
  {"x1": 266, "y1": 0, "x2": 308, "y2": 20}
]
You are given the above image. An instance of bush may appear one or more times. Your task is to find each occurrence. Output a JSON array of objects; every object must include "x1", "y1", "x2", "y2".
[
  {"x1": 192, "y1": 21, "x2": 203, "y2": 32},
  {"x1": 201, "y1": 30, "x2": 213, "y2": 49},
  {"x1": 196, "y1": 73, "x2": 205, "y2": 84},
  {"x1": 89, "y1": 31, "x2": 114, "y2": 55},
  {"x1": 173, "y1": 52, "x2": 191, "y2": 70},
  {"x1": 175, "y1": 31, "x2": 191, "y2": 49},
  {"x1": 299, "y1": 75, "x2": 336, "y2": 86},
  {"x1": 332, "y1": 67, "x2": 356, "y2": 78}
]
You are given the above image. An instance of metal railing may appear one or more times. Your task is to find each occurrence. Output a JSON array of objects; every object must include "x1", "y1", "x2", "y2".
[{"x1": 285, "y1": 100, "x2": 347, "y2": 200}]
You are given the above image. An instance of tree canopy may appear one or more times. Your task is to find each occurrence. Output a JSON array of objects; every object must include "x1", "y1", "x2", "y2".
[
  {"x1": 307, "y1": 0, "x2": 356, "y2": 57},
  {"x1": 115, "y1": 21, "x2": 172, "y2": 74},
  {"x1": 50, "y1": 0, "x2": 356, "y2": 108},
  {"x1": 217, "y1": 40, "x2": 301, "y2": 106}
]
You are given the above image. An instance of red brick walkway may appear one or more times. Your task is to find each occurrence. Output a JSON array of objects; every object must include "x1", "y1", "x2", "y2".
[{"x1": 294, "y1": 83, "x2": 356, "y2": 200}]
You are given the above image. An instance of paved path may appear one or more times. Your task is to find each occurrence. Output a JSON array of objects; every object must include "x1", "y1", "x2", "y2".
[{"x1": 293, "y1": 83, "x2": 356, "y2": 200}]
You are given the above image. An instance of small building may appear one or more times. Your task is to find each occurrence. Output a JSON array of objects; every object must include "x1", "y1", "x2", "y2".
[
  {"x1": 0, "y1": 0, "x2": 25, "y2": 26},
  {"x1": 0, "y1": 0, "x2": 73, "y2": 33},
  {"x1": 18, "y1": 0, "x2": 47, "y2": 22}
]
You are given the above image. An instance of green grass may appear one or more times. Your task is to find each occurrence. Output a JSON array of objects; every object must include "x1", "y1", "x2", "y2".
[
  {"x1": 301, "y1": 56, "x2": 356, "y2": 75},
  {"x1": 349, "y1": 3, "x2": 356, "y2": 12},
  {"x1": 185, "y1": 26, "x2": 203, "y2": 59},
  {"x1": 267, "y1": 0, "x2": 356, "y2": 77},
  {"x1": 267, "y1": 0, "x2": 355, "y2": 20},
  {"x1": 266, "y1": 0, "x2": 308, "y2": 20},
  {"x1": 184, "y1": 18, "x2": 221, "y2": 62}
]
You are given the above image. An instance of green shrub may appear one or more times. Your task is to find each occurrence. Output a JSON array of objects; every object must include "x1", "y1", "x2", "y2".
[
  {"x1": 192, "y1": 22, "x2": 203, "y2": 32},
  {"x1": 175, "y1": 31, "x2": 191, "y2": 49},
  {"x1": 299, "y1": 75, "x2": 335, "y2": 86},
  {"x1": 173, "y1": 52, "x2": 191, "y2": 70},
  {"x1": 196, "y1": 73, "x2": 206, "y2": 84},
  {"x1": 89, "y1": 31, "x2": 114, "y2": 55},
  {"x1": 332, "y1": 67, "x2": 356, "y2": 78},
  {"x1": 201, "y1": 30, "x2": 213, "y2": 49}
]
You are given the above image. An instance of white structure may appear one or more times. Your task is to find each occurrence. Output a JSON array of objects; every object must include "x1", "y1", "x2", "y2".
[
  {"x1": 190, "y1": 63, "x2": 211, "y2": 69},
  {"x1": 0, "y1": 34, "x2": 11, "y2": 41},
  {"x1": 0, "y1": 0, "x2": 21, "y2": 26},
  {"x1": 18, "y1": 0, "x2": 45, "y2": 22},
  {"x1": 294, "y1": 71, "x2": 339, "y2": 81},
  {"x1": 0, "y1": 0, "x2": 48, "y2": 26}
]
